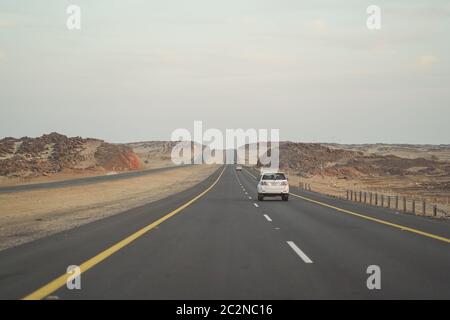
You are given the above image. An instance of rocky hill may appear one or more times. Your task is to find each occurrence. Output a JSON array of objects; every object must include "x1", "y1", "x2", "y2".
[
  {"x1": 258, "y1": 141, "x2": 450, "y2": 180},
  {"x1": 0, "y1": 133, "x2": 142, "y2": 178}
]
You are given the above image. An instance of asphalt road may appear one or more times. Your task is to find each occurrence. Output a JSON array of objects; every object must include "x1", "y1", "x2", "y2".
[
  {"x1": 0, "y1": 164, "x2": 190, "y2": 193},
  {"x1": 0, "y1": 165, "x2": 448, "y2": 299}
]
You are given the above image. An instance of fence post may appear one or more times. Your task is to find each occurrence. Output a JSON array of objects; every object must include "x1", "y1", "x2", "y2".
[
  {"x1": 387, "y1": 196, "x2": 391, "y2": 208},
  {"x1": 403, "y1": 197, "x2": 407, "y2": 212},
  {"x1": 422, "y1": 200, "x2": 426, "y2": 216},
  {"x1": 370, "y1": 192, "x2": 372, "y2": 205},
  {"x1": 364, "y1": 192, "x2": 367, "y2": 203},
  {"x1": 346, "y1": 190, "x2": 349, "y2": 200},
  {"x1": 395, "y1": 196, "x2": 399, "y2": 209},
  {"x1": 375, "y1": 193, "x2": 378, "y2": 206},
  {"x1": 433, "y1": 205, "x2": 437, "y2": 217},
  {"x1": 412, "y1": 200, "x2": 415, "y2": 214}
]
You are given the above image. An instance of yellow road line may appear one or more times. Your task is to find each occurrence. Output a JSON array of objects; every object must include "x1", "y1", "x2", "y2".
[
  {"x1": 243, "y1": 167, "x2": 449, "y2": 244},
  {"x1": 289, "y1": 193, "x2": 450, "y2": 244},
  {"x1": 23, "y1": 166, "x2": 227, "y2": 300}
]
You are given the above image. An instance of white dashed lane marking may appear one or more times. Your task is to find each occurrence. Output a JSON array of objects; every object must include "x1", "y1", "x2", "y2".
[{"x1": 287, "y1": 241, "x2": 313, "y2": 264}]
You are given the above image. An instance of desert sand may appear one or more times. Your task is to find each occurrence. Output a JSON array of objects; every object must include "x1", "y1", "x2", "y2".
[{"x1": 0, "y1": 164, "x2": 219, "y2": 251}]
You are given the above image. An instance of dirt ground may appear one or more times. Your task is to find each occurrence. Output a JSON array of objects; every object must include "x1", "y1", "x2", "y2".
[
  {"x1": 289, "y1": 174, "x2": 450, "y2": 218},
  {"x1": 0, "y1": 165, "x2": 219, "y2": 251}
]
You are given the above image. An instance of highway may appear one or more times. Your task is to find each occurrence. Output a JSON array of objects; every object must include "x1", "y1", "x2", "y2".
[
  {"x1": 0, "y1": 164, "x2": 190, "y2": 193},
  {"x1": 0, "y1": 165, "x2": 448, "y2": 299}
]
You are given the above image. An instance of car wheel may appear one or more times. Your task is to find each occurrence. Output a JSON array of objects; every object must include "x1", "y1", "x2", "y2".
[
  {"x1": 282, "y1": 195, "x2": 289, "y2": 201},
  {"x1": 258, "y1": 194, "x2": 264, "y2": 201}
]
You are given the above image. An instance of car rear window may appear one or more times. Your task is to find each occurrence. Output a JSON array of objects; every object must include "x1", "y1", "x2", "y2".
[{"x1": 262, "y1": 173, "x2": 286, "y2": 180}]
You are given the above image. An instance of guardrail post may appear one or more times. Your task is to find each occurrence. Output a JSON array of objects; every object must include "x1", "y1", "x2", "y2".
[
  {"x1": 412, "y1": 200, "x2": 416, "y2": 214},
  {"x1": 395, "y1": 196, "x2": 399, "y2": 209},
  {"x1": 403, "y1": 197, "x2": 406, "y2": 212},
  {"x1": 422, "y1": 200, "x2": 426, "y2": 215},
  {"x1": 369, "y1": 192, "x2": 372, "y2": 205},
  {"x1": 364, "y1": 192, "x2": 367, "y2": 203},
  {"x1": 387, "y1": 196, "x2": 391, "y2": 208},
  {"x1": 346, "y1": 190, "x2": 349, "y2": 200},
  {"x1": 375, "y1": 193, "x2": 378, "y2": 206},
  {"x1": 381, "y1": 195, "x2": 384, "y2": 207},
  {"x1": 433, "y1": 205, "x2": 437, "y2": 217}
]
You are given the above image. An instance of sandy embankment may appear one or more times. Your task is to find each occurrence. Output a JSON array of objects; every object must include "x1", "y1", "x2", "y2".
[
  {"x1": 288, "y1": 174, "x2": 450, "y2": 218},
  {"x1": 0, "y1": 165, "x2": 219, "y2": 251}
]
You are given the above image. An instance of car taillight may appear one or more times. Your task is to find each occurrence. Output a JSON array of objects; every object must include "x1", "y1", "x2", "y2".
[
  {"x1": 261, "y1": 181, "x2": 268, "y2": 185},
  {"x1": 281, "y1": 181, "x2": 288, "y2": 186}
]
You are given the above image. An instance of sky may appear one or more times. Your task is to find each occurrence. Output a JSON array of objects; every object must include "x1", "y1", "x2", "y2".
[{"x1": 0, "y1": 0, "x2": 449, "y2": 144}]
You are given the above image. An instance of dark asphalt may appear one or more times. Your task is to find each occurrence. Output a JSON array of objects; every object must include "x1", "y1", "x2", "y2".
[
  {"x1": 0, "y1": 165, "x2": 448, "y2": 299},
  {"x1": 0, "y1": 164, "x2": 190, "y2": 193}
]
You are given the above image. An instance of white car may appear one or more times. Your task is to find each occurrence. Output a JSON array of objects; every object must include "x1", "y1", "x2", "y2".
[
  {"x1": 236, "y1": 165, "x2": 242, "y2": 171},
  {"x1": 257, "y1": 171, "x2": 289, "y2": 201}
]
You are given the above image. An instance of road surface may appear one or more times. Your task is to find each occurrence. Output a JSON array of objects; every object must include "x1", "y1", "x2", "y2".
[
  {"x1": 0, "y1": 165, "x2": 448, "y2": 299},
  {"x1": 0, "y1": 164, "x2": 190, "y2": 193}
]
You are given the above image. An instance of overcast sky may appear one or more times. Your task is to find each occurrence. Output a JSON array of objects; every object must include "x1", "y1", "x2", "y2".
[{"x1": 0, "y1": 0, "x2": 449, "y2": 143}]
